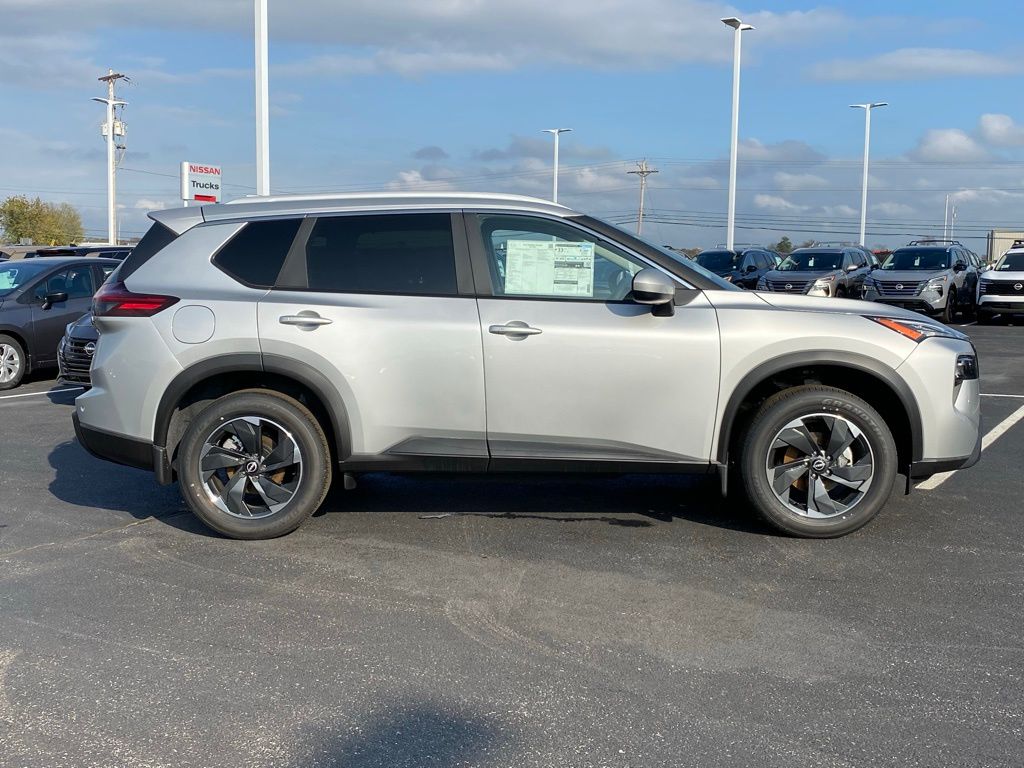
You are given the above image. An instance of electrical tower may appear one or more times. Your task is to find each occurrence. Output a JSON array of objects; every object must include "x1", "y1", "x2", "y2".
[
  {"x1": 627, "y1": 160, "x2": 658, "y2": 235},
  {"x1": 92, "y1": 70, "x2": 128, "y2": 244}
]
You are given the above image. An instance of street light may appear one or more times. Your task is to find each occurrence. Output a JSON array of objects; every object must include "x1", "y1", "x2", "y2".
[
  {"x1": 850, "y1": 102, "x2": 888, "y2": 246},
  {"x1": 255, "y1": 0, "x2": 270, "y2": 195},
  {"x1": 721, "y1": 17, "x2": 753, "y2": 251},
  {"x1": 541, "y1": 128, "x2": 572, "y2": 203}
]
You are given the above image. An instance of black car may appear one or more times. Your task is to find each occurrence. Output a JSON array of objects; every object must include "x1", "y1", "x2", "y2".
[
  {"x1": 695, "y1": 247, "x2": 777, "y2": 288},
  {"x1": 757, "y1": 247, "x2": 873, "y2": 298},
  {"x1": 29, "y1": 246, "x2": 132, "y2": 260},
  {"x1": 58, "y1": 312, "x2": 99, "y2": 386},
  {"x1": 0, "y1": 257, "x2": 120, "y2": 390}
]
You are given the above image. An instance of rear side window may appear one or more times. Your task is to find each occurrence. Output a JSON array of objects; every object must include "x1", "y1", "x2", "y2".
[
  {"x1": 301, "y1": 214, "x2": 457, "y2": 295},
  {"x1": 118, "y1": 222, "x2": 178, "y2": 280},
  {"x1": 214, "y1": 218, "x2": 301, "y2": 288}
]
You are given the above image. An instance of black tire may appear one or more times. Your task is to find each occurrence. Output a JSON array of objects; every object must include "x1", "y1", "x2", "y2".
[
  {"x1": 0, "y1": 334, "x2": 26, "y2": 391},
  {"x1": 939, "y1": 288, "x2": 957, "y2": 324},
  {"x1": 740, "y1": 385, "x2": 898, "y2": 538},
  {"x1": 177, "y1": 390, "x2": 332, "y2": 539}
]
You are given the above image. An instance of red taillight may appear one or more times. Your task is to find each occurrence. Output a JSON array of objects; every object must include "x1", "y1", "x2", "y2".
[{"x1": 93, "y1": 281, "x2": 179, "y2": 317}]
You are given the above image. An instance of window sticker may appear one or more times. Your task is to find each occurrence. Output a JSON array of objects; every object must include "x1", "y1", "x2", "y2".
[{"x1": 504, "y1": 240, "x2": 595, "y2": 297}]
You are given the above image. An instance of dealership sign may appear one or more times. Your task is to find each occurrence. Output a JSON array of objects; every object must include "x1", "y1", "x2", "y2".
[{"x1": 180, "y1": 162, "x2": 222, "y2": 203}]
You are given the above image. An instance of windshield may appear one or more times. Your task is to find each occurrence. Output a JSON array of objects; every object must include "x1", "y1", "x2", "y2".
[
  {"x1": 995, "y1": 252, "x2": 1024, "y2": 271},
  {"x1": 696, "y1": 250, "x2": 740, "y2": 272},
  {"x1": 882, "y1": 249, "x2": 951, "y2": 271},
  {"x1": 778, "y1": 251, "x2": 842, "y2": 271},
  {"x1": 0, "y1": 261, "x2": 51, "y2": 297}
]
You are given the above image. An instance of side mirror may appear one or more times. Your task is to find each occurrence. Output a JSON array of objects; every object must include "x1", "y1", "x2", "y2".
[
  {"x1": 846, "y1": 263, "x2": 859, "y2": 272},
  {"x1": 953, "y1": 262, "x2": 966, "y2": 273},
  {"x1": 632, "y1": 268, "x2": 676, "y2": 317},
  {"x1": 42, "y1": 291, "x2": 68, "y2": 310},
  {"x1": 745, "y1": 264, "x2": 757, "y2": 273}
]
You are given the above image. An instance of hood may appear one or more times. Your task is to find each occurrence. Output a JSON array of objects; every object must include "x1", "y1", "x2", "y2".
[
  {"x1": 68, "y1": 312, "x2": 98, "y2": 339},
  {"x1": 763, "y1": 269, "x2": 840, "y2": 281},
  {"x1": 982, "y1": 269, "x2": 1024, "y2": 280},
  {"x1": 756, "y1": 293, "x2": 930, "y2": 322}
]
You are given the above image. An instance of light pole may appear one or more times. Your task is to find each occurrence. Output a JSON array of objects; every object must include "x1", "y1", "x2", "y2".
[
  {"x1": 721, "y1": 17, "x2": 753, "y2": 251},
  {"x1": 542, "y1": 128, "x2": 572, "y2": 203},
  {"x1": 850, "y1": 102, "x2": 887, "y2": 246},
  {"x1": 255, "y1": 0, "x2": 270, "y2": 195},
  {"x1": 92, "y1": 70, "x2": 127, "y2": 245}
]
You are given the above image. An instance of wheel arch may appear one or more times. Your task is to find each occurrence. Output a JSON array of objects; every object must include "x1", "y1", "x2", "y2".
[
  {"x1": 718, "y1": 351, "x2": 923, "y2": 469},
  {"x1": 0, "y1": 326, "x2": 31, "y2": 372}
]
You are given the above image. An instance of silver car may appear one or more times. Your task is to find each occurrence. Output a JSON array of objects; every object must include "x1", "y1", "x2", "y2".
[
  {"x1": 73, "y1": 193, "x2": 982, "y2": 539},
  {"x1": 862, "y1": 241, "x2": 978, "y2": 323},
  {"x1": 977, "y1": 245, "x2": 1024, "y2": 323}
]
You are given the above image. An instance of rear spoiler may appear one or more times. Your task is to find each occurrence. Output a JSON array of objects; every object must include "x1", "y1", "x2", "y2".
[{"x1": 148, "y1": 206, "x2": 206, "y2": 235}]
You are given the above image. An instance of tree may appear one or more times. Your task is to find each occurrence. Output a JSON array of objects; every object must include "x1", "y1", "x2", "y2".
[
  {"x1": 799, "y1": 239, "x2": 816, "y2": 249},
  {"x1": 0, "y1": 196, "x2": 84, "y2": 245},
  {"x1": 773, "y1": 236, "x2": 793, "y2": 255}
]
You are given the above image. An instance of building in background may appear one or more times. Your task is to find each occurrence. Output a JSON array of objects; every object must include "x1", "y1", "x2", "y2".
[{"x1": 987, "y1": 229, "x2": 1024, "y2": 263}]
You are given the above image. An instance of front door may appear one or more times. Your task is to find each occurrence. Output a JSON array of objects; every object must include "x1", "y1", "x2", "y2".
[
  {"x1": 467, "y1": 213, "x2": 721, "y2": 465},
  {"x1": 29, "y1": 265, "x2": 95, "y2": 365}
]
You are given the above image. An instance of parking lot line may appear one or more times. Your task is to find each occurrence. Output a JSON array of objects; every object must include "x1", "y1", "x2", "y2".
[
  {"x1": 981, "y1": 393, "x2": 1024, "y2": 399},
  {"x1": 918, "y1": 403, "x2": 1024, "y2": 490},
  {"x1": 0, "y1": 387, "x2": 83, "y2": 401}
]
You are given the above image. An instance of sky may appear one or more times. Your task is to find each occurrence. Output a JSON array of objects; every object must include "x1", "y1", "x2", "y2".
[{"x1": 2, "y1": 0, "x2": 1024, "y2": 251}]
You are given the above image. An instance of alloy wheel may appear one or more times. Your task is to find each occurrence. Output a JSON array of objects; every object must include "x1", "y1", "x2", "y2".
[
  {"x1": 199, "y1": 416, "x2": 303, "y2": 519},
  {"x1": 764, "y1": 413, "x2": 874, "y2": 519},
  {"x1": 0, "y1": 343, "x2": 21, "y2": 384}
]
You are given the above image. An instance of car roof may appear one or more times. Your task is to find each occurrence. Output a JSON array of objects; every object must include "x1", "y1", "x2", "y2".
[
  {"x1": 6, "y1": 256, "x2": 121, "y2": 268},
  {"x1": 149, "y1": 191, "x2": 574, "y2": 234},
  {"x1": 790, "y1": 247, "x2": 845, "y2": 253}
]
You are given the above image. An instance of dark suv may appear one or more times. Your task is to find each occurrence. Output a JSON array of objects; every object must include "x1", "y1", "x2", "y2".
[
  {"x1": 695, "y1": 247, "x2": 776, "y2": 288},
  {"x1": 756, "y1": 247, "x2": 873, "y2": 297},
  {"x1": 0, "y1": 257, "x2": 120, "y2": 390}
]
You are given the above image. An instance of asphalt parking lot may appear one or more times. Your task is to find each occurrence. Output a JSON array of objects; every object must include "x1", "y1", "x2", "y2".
[{"x1": 1, "y1": 322, "x2": 1022, "y2": 768}]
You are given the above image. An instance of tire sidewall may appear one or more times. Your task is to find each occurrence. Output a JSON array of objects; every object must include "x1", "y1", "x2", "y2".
[
  {"x1": 741, "y1": 387, "x2": 898, "y2": 537},
  {"x1": 178, "y1": 392, "x2": 331, "y2": 539},
  {"x1": 0, "y1": 334, "x2": 25, "y2": 391}
]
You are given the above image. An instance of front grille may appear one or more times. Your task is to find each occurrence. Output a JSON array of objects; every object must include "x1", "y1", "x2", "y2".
[
  {"x1": 980, "y1": 280, "x2": 1024, "y2": 296},
  {"x1": 768, "y1": 280, "x2": 809, "y2": 294},
  {"x1": 59, "y1": 337, "x2": 93, "y2": 383},
  {"x1": 875, "y1": 279, "x2": 924, "y2": 296}
]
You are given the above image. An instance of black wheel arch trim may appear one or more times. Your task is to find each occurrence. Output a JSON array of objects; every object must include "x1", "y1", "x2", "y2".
[
  {"x1": 153, "y1": 353, "x2": 351, "y2": 461},
  {"x1": 717, "y1": 351, "x2": 924, "y2": 465}
]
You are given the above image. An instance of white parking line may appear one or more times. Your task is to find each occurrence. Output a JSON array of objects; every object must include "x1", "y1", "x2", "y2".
[
  {"x1": 981, "y1": 393, "x2": 1024, "y2": 399},
  {"x1": 0, "y1": 387, "x2": 84, "y2": 401},
  {"x1": 918, "y1": 403, "x2": 1024, "y2": 490}
]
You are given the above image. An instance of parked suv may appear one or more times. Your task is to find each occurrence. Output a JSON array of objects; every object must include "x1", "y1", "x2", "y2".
[
  {"x1": 74, "y1": 193, "x2": 981, "y2": 539},
  {"x1": 977, "y1": 242, "x2": 1024, "y2": 324},
  {"x1": 695, "y1": 247, "x2": 775, "y2": 289},
  {"x1": 0, "y1": 257, "x2": 120, "y2": 390},
  {"x1": 756, "y1": 247, "x2": 872, "y2": 297},
  {"x1": 861, "y1": 240, "x2": 977, "y2": 323}
]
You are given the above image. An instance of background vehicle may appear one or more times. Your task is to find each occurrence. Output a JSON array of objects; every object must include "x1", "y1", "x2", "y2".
[
  {"x1": 29, "y1": 246, "x2": 132, "y2": 260},
  {"x1": 58, "y1": 312, "x2": 99, "y2": 386},
  {"x1": 695, "y1": 247, "x2": 776, "y2": 288},
  {"x1": 861, "y1": 240, "x2": 977, "y2": 323},
  {"x1": 74, "y1": 193, "x2": 980, "y2": 541},
  {"x1": 977, "y1": 242, "x2": 1024, "y2": 324},
  {"x1": 756, "y1": 246, "x2": 872, "y2": 297},
  {"x1": 0, "y1": 257, "x2": 120, "y2": 390}
]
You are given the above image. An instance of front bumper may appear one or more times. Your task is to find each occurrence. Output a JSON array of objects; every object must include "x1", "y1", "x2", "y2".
[
  {"x1": 862, "y1": 292, "x2": 943, "y2": 314},
  {"x1": 977, "y1": 296, "x2": 1024, "y2": 315}
]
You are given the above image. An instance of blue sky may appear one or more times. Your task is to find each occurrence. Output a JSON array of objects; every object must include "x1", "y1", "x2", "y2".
[{"x1": 2, "y1": 0, "x2": 1024, "y2": 249}]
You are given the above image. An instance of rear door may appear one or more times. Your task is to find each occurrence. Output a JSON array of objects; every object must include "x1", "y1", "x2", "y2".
[
  {"x1": 29, "y1": 265, "x2": 95, "y2": 364},
  {"x1": 257, "y1": 212, "x2": 487, "y2": 464},
  {"x1": 467, "y1": 212, "x2": 721, "y2": 465}
]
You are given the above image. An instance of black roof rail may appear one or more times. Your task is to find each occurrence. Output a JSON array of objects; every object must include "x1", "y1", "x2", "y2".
[{"x1": 907, "y1": 239, "x2": 962, "y2": 246}]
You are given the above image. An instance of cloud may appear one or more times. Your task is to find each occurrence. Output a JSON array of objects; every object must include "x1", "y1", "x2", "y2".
[
  {"x1": 773, "y1": 172, "x2": 828, "y2": 189},
  {"x1": 822, "y1": 205, "x2": 858, "y2": 218},
  {"x1": 753, "y1": 194, "x2": 808, "y2": 213},
  {"x1": 475, "y1": 135, "x2": 613, "y2": 163},
  {"x1": 413, "y1": 146, "x2": 449, "y2": 161},
  {"x1": 871, "y1": 202, "x2": 914, "y2": 217},
  {"x1": 739, "y1": 139, "x2": 826, "y2": 163},
  {"x1": 811, "y1": 48, "x2": 1021, "y2": 81},
  {"x1": 977, "y1": 113, "x2": 1024, "y2": 147},
  {"x1": 909, "y1": 129, "x2": 989, "y2": 162}
]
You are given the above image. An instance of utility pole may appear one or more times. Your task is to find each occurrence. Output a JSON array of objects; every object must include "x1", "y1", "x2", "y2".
[
  {"x1": 722, "y1": 17, "x2": 754, "y2": 251},
  {"x1": 627, "y1": 160, "x2": 658, "y2": 235},
  {"x1": 541, "y1": 128, "x2": 572, "y2": 203},
  {"x1": 92, "y1": 70, "x2": 128, "y2": 244},
  {"x1": 943, "y1": 194, "x2": 950, "y2": 240},
  {"x1": 254, "y1": 0, "x2": 270, "y2": 195}
]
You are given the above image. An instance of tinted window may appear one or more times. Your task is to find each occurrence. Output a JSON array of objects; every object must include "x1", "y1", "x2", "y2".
[
  {"x1": 0, "y1": 261, "x2": 51, "y2": 296},
  {"x1": 779, "y1": 251, "x2": 843, "y2": 271},
  {"x1": 119, "y1": 222, "x2": 178, "y2": 280},
  {"x1": 696, "y1": 250, "x2": 740, "y2": 272},
  {"x1": 302, "y1": 214, "x2": 457, "y2": 295},
  {"x1": 882, "y1": 249, "x2": 952, "y2": 271},
  {"x1": 214, "y1": 218, "x2": 301, "y2": 288},
  {"x1": 34, "y1": 266, "x2": 94, "y2": 300},
  {"x1": 996, "y1": 252, "x2": 1024, "y2": 270}
]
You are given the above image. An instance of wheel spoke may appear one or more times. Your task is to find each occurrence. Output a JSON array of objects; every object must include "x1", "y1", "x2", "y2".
[
  {"x1": 200, "y1": 445, "x2": 247, "y2": 472},
  {"x1": 227, "y1": 419, "x2": 261, "y2": 455},
  {"x1": 828, "y1": 462, "x2": 872, "y2": 488},
  {"x1": 263, "y1": 438, "x2": 296, "y2": 471},
  {"x1": 253, "y1": 475, "x2": 294, "y2": 507},
  {"x1": 220, "y1": 470, "x2": 251, "y2": 517},
  {"x1": 774, "y1": 423, "x2": 820, "y2": 457},
  {"x1": 807, "y1": 475, "x2": 842, "y2": 517},
  {"x1": 825, "y1": 417, "x2": 857, "y2": 460},
  {"x1": 771, "y1": 461, "x2": 809, "y2": 495}
]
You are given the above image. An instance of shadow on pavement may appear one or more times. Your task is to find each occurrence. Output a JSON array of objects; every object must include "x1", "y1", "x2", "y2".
[{"x1": 309, "y1": 702, "x2": 507, "y2": 768}]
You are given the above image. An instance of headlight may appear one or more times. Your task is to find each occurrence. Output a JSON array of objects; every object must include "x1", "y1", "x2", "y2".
[
  {"x1": 65, "y1": 321, "x2": 76, "y2": 336},
  {"x1": 756, "y1": 277, "x2": 768, "y2": 290},
  {"x1": 922, "y1": 276, "x2": 947, "y2": 295},
  {"x1": 723, "y1": 274, "x2": 733, "y2": 283},
  {"x1": 806, "y1": 276, "x2": 834, "y2": 297},
  {"x1": 865, "y1": 315, "x2": 969, "y2": 343}
]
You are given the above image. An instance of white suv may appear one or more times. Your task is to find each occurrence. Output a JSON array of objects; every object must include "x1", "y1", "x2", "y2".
[
  {"x1": 977, "y1": 244, "x2": 1024, "y2": 323},
  {"x1": 74, "y1": 193, "x2": 982, "y2": 539}
]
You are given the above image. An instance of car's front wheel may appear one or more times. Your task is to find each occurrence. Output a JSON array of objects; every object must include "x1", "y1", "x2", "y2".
[
  {"x1": 177, "y1": 390, "x2": 332, "y2": 539},
  {"x1": 0, "y1": 334, "x2": 26, "y2": 391},
  {"x1": 740, "y1": 385, "x2": 898, "y2": 538}
]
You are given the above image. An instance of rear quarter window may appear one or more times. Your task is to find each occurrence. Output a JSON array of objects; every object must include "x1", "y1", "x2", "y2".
[
  {"x1": 213, "y1": 218, "x2": 302, "y2": 288},
  {"x1": 118, "y1": 223, "x2": 178, "y2": 280}
]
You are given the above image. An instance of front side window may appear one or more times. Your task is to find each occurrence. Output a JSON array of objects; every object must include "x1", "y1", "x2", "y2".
[
  {"x1": 214, "y1": 218, "x2": 301, "y2": 288},
  {"x1": 301, "y1": 214, "x2": 457, "y2": 295},
  {"x1": 478, "y1": 215, "x2": 646, "y2": 300},
  {"x1": 34, "y1": 266, "x2": 94, "y2": 300}
]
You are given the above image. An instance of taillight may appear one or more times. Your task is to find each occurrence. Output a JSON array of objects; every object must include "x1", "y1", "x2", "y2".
[{"x1": 93, "y1": 281, "x2": 179, "y2": 317}]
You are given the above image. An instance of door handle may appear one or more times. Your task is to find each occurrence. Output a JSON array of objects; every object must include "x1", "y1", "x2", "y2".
[
  {"x1": 489, "y1": 321, "x2": 542, "y2": 337},
  {"x1": 279, "y1": 311, "x2": 333, "y2": 328}
]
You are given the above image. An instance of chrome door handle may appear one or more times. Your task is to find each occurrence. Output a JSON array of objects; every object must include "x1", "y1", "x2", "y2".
[
  {"x1": 489, "y1": 321, "x2": 542, "y2": 337},
  {"x1": 279, "y1": 312, "x2": 333, "y2": 328}
]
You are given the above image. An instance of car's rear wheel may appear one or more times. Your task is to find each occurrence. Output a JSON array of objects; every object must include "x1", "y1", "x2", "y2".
[
  {"x1": 740, "y1": 385, "x2": 898, "y2": 538},
  {"x1": 177, "y1": 390, "x2": 332, "y2": 539},
  {"x1": 939, "y1": 288, "x2": 957, "y2": 323},
  {"x1": 0, "y1": 335, "x2": 26, "y2": 391}
]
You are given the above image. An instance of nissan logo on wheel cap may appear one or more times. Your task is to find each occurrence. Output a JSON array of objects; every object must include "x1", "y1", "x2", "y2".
[{"x1": 84, "y1": 342, "x2": 96, "y2": 356}]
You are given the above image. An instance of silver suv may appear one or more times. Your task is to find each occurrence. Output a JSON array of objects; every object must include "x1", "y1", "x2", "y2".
[
  {"x1": 73, "y1": 193, "x2": 982, "y2": 539},
  {"x1": 862, "y1": 240, "x2": 978, "y2": 323}
]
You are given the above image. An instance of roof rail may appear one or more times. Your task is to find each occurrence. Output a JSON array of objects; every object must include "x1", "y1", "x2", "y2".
[
  {"x1": 907, "y1": 239, "x2": 962, "y2": 246},
  {"x1": 812, "y1": 240, "x2": 861, "y2": 247}
]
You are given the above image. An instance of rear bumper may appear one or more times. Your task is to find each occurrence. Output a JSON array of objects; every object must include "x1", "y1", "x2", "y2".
[{"x1": 73, "y1": 412, "x2": 173, "y2": 483}]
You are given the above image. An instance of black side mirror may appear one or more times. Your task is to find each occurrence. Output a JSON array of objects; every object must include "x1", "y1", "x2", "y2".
[
  {"x1": 631, "y1": 268, "x2": 676, "y2": 317},
  {"x1": 42, "y1": 291, "x2": 68, "y2": 310},
  {"x1": 953, "y1": 262, "x2": 966, "y2": 273},
  {"x1": 745, "y1": 264, "x2": 757, "y2": 273}
]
